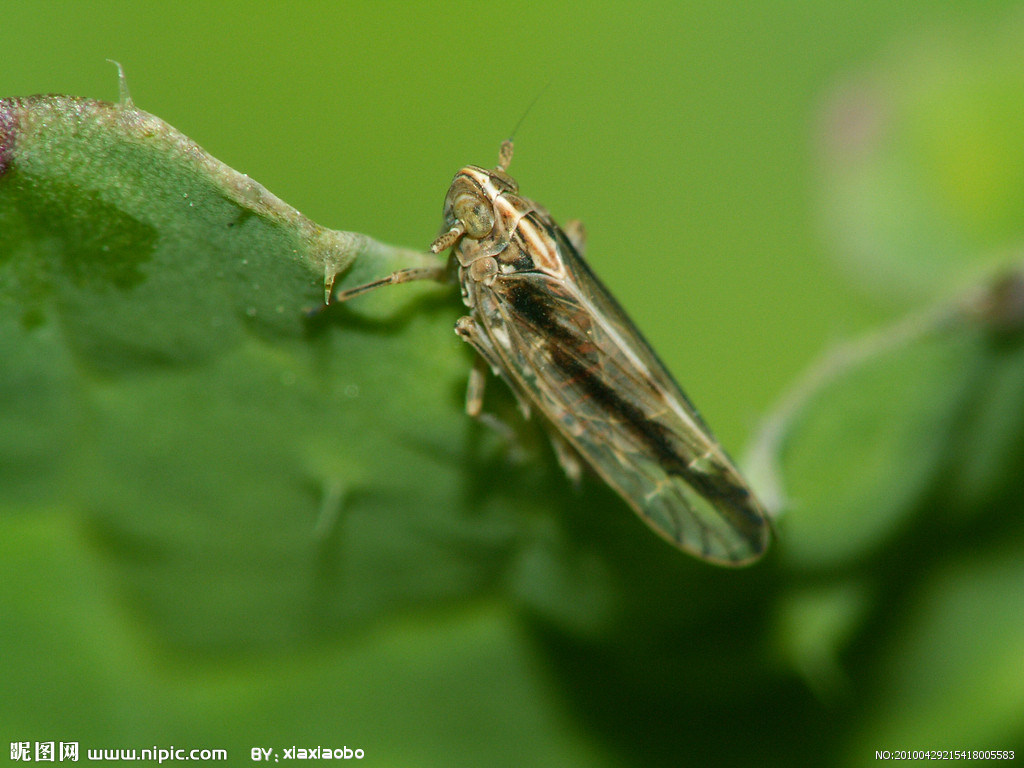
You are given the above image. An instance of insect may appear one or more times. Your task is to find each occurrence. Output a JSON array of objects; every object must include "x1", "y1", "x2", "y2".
[{"x1": 335, "y1": 141, "x2": 769, "y2": 565}]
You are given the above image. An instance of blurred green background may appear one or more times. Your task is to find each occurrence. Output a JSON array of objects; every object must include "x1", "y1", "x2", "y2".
[
  {"x1": 2, "y1": 0, "x2": 907, "y2": 439},
  {"x1": 3, "y1": 1, "x2": 1024, "y2": 766}
]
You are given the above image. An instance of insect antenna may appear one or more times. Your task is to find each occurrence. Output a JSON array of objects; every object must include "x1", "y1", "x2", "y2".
[{"x1": 498, "y1": 79, "x2": 552, "y2": 171}]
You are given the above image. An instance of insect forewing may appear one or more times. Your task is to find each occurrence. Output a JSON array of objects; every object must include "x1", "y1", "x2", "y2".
[{"x1": 468, "y1": 209, "x2": 769, "y2": 564}]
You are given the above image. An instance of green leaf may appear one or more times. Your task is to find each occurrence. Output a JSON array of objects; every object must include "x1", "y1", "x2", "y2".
[
  {"x1": 0, "y1": 92, "x2": 632, "y2": 763},
  {"x1": 748, "y1": 307, "x2": 975, "y2": 568},
  {"x1": 0, "y1": 513, "x2": 616, "y2": 764},
  {"x1": 943, "y1": 278, "x2": 1024, "y2": 513},
  {"x1": 843, "y1": 546, "x2": 1024, "y2": 758},
  {"x1": 748, "y1": 269, "x2": 1024, "y2": 573},
  {"x1": 1, "y1": 94, "x2": 506, "y2": 646},
  {"x1": 773, "y1": 581, "x2": 872, "y2": 700},
  {"x1": 750, "y1": 272, "x2": 1024, "y2": 753}
]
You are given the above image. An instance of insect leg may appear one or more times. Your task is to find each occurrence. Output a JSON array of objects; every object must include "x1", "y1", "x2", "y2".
[
  {"x1": 562, "y1": 219, "x2": 587, "y2": 257},
  {"x1": 455, "y1": 316, "x2": 532, "y2": 420},
  {"x1": 452, "y1": 315, "x2": 530, "y2": 447},
  {"x1": 461, "y1": 356, "x2": 518, "y2": 443},
  {"x1": 457, "y1": 318, "x2": 581, "y2": 483},
  {"x1": 333, "y1": 264, "x2": 448, "y2": 303},
  {"x1": 465, "y1": 355, "x2": 488, "y2": 418},
  {"x1": 543, "y1": 425, "x2": 584, "y2": 485}
]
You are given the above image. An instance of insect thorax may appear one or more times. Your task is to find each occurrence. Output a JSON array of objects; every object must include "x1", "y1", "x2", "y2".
[{"x1": 448, "y1": 166, "x2": 567, "y2": 304}]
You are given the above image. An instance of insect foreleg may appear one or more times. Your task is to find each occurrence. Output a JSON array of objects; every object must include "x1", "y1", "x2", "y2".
[{"x1": 333, "y1": 264, "x2": 448, "y2": 303}]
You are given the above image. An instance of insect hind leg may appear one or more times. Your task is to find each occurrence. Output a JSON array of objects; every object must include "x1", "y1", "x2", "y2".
[
  {"x1": 457, "y1": 315, "x2": 583, "y2": 483},
  {"x1": 542, "y1": 425, "x2": 584, "y2": 485},
  {"x1": 456, "y1": 315, "x2": 536, "y2": 441},
  {"x1": 467, "y1": 356, "x2": 518, "y2": 442}
]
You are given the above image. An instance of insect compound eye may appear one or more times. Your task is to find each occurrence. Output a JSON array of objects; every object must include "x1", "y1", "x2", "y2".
[{"x1": 452, "y1": 192, "x2": 495, "y2": 239}]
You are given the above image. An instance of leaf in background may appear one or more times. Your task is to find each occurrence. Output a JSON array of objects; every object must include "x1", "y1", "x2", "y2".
[
  {"x1": 752, "y1": 15, "x2": 1024, "y2": 749},
  {"x1": 752, "y1": 271, "x2": 1024, "y2": 750},
  {"x1": 818, "y1": 19, "x2": 1024, "y2": 300},
  {"x1": 943, "y1": 274, "x2": 1024, "y2": 514},
  {"x1": 746, "y1": 297, "x2": 984, "y2": 569},
  {"x1": 842, "y1": 545, "x2": 1024, "y2": 759}
]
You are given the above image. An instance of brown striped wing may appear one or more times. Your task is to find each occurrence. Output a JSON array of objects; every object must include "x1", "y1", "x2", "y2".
[{"x1": 468, "y1": 217, "x2": 769, "y2": 565}]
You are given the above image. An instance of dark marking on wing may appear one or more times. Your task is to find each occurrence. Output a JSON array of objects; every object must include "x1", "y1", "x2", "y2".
[{"x1": 502, "y1": 276, "x2": 761, "y2": 530}]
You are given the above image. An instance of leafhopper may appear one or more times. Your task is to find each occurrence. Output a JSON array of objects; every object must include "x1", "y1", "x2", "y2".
[{"x1": 336, "y1": 142, "x2": 769, "y2": 565}]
